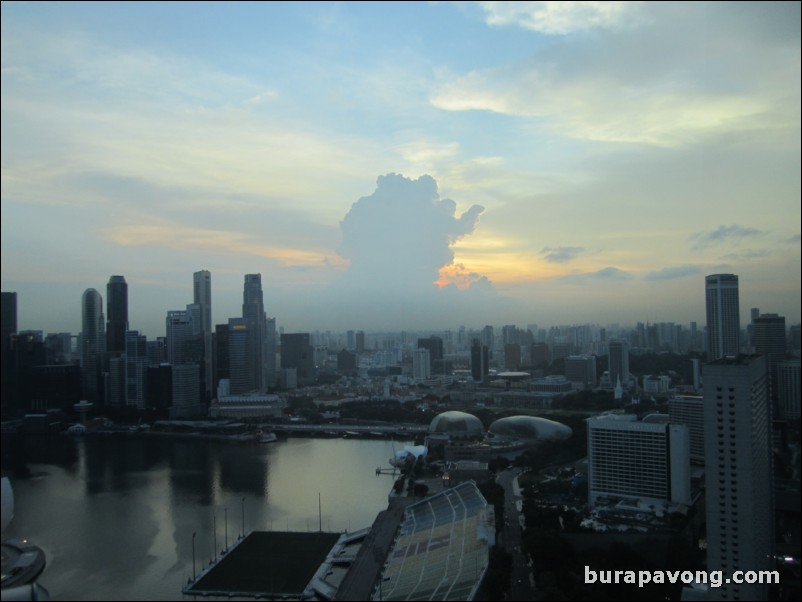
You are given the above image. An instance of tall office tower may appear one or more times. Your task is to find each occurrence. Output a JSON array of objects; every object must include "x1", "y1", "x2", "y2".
[
  {"x1": 682, "y1": 357, "x2": 701, "y2": 392},
  {"x1": 125, "y1": 330, "x2": 148, "y2": 409},
  {"x1": 417, "y1": 336, "x2": 444, "y2": 372},
  {"x1": 481, "y1": 325, "x2": 494, "y2": 350},
  {"x1": 171, "y1": 363, "x2": 201, "y2": 418},
  {"x1": 355, "y1": 330, "x2": 365, "y2": 355},
  {"x1": 412, "y1": 348, "x2": 431, "y2": 380},
  {"x1": 108, "y1": 355, "x2": 126, "y2": 408},
  {"x1": 703, "y1": 355, "x2": 773, "y2": 601},
  {"x1": 192, "y1": 270, "x2": 212, "y2": 335},
  {"x1": 265, "y1": 317, "x2": 277, "y2": 389},
  {"x1": 242, "y1": 274, "x2": 267, "y2": 392},
  {"x1": 166, "y1": 310, "x2": 194, "y2": 365},
  {"x1": 747, "y1": 308, "x2": 760, "y2": 352},
  {"x1": 470, "y1": 338, "x2": 488, "y2": 383},
  {"x1": 44, "y1": 332, "x2": 72, "y2": 364},
  {"x1": 777, "y1": 360, "x2": 800, "y2": 420},
  {"x1": 81, "y1": 288, "x2": 105, "y2": 402},
  {"x1": 504, "y1": 343, "x2": 522, "y2": 371},
  {"x1": 228, "y1": 318, "x2": 251, "y2": 394},
  {"x1": 106, "y1": 275, "x2": 128, "y2": 356},
  {"x1": 705, "y1": 274, "x2": 740, "y2": 361},
  {"x1": 1, "y1": 291, "x2": 16, "y2": 354},
  {"x1": 1, "y1": 292, "x2": 18, "y2": 408},
  {"x1": 214, "y1": 323, "x2": 230, "y2": 394},
  {"x1": 193, "y1": 270, "x2": 213, "y2": 397},
  {"x1": 586, "y1": 415, "x2": 691, "y2": 508},
  {"x1": 607, "y1": 339, "x2": 629, "y2": 389},
  {"x1": 668, "y1": 395, "x2": 705, "y2": 464},
  {"x1": 280, "y1": 333, "x2": 315, "y2": 387},
  {"x1": 530, "y1": 342, "x2": 550, "y2": 367},
  {"x1": 753, "y1": 313, "x2": 786, "y2": 403},
  {"x1": 565, "y1": 355, "x2": 597, "y2": 390}
]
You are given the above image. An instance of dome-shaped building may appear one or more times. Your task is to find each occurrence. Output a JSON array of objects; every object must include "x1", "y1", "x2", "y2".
[
  {"x1": 428, "y1": 411, "x2": 485, "y2": 439},
  {"x1": 487, "y1": 416, "x2": 571, "y2": 443}
]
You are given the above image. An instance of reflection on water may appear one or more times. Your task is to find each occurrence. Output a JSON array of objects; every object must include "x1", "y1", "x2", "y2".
[{"x1": 2, "y1": 434, "x2": 409, "y2": 601}]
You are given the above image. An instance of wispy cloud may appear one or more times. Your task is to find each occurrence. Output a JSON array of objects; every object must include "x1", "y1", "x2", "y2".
[
  {"x1": 103, "y1": 223, "x2": 342, "y2": 268},
  {"x1": 719, "y1": 250, "x2": 770, "y2": 262},
  {"x1": 433, "y1": 3, "x2": 799, "y2": 146},
  {"x1": 541, "y1": 246, "x2": 585, "y2": 263},
  {"x1": 689, "y1": 224, "x2": 762, "y2": 250},
  {"x1": 477, "y1": 1, "x2": 643, "y2": 35},
  {"x1": 644, "y1": 265, "x2": 701, "y2": 281},
  {"x1": 559, "y1": 266, "x2": 631, "y2": 283}
]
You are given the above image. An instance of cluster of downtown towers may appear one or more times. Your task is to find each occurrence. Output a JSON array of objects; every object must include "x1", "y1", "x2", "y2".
[{"x1": 75, "y1": 271, "x2": 282, "y2": 417}]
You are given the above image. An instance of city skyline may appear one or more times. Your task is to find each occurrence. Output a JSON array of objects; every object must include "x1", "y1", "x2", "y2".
[
  {"x1": 2, "y1": 2, "x2": 800, "y2": 335},
  {"x1": 1, "y1": 267, "x2": 800, "y2": 342}
]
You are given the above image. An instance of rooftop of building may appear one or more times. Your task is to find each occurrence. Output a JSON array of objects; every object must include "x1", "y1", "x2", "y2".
[{"x1": 184, "y1": 531, "x2": 342, "y2": 598}]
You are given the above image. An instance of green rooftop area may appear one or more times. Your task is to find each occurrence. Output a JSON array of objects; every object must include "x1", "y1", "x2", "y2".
[{"x1": 187, "y1": 531, "x2": 342, "y2": 597}]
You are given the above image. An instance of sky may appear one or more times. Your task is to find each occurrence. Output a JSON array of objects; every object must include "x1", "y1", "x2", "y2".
[{"x1": 2, "y1": 1, "x2": 800, "y2": 337}]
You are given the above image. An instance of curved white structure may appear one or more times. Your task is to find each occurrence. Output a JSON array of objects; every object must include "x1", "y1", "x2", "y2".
[
  {"x1": 487, "y1": 416, "x2": 572, "y2": 443},
  {"x1": 428, "y1": 411, "x2": 485, "y2": 438}
]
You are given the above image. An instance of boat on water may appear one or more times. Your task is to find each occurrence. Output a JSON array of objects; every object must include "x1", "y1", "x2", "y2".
[{"x1": 258, "y1": 432, "x2": 278, "y2": 443}]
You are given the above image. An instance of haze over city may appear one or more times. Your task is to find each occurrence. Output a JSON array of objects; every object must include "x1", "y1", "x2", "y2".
[{"x1": 2, "y1": 2, "x2": 800, "y2": 337}]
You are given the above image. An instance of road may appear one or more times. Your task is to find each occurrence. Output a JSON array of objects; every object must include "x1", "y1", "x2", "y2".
[{"x1": 497, "y1": 467, "x2": 536, "y2": 601}]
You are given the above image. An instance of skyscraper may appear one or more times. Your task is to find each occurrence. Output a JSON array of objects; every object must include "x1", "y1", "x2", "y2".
[
  {"x1": 106, "y1": 275, "x2": 128, "y2": 356},
  {"x1": 703, "y1": 355, "x2": 773, "y2": 601},
  {"x1": 81, "y1": 288, "x2": 105, "y2": 402},
  {"x1": 227, "y1": 318, "x2": 250, "y2": 394},
  {"x1": 777, "y1": 360, "x2": 801, "y2": 420},
  {"x1": 705, "y1": 274, "x2": 740, "y2": 361},
  {"x1": 752, "y1": 313, "x2": 786, "y2": 402},
  {"x1": 470, "y1": 338, "x2": 488, "y2": 383},
  {"x1": 280, "y1": 333, "x2": 315, "y2": 387},
  {"x1": 1, "y1": 291, "x2": 16, "y2": 354},
  {"x1": 193, "y1": 270, "x2": 213, "y2": 398},
  {"x1": 193, "y1": 270, "x2": 212, "y2": 335},
  {"x1": 243, "y1": 274, "x2": 267, "y2": 392},
  {"x1": 1, "y1": 292, "x2": 17, "y2": 407},
  {"x1": 165, "y1": 309, "x2": 197, "y2": 365},
  {"x1": 125, "y1": 330, "x2": 148, "y2": 409},
  {"x1": 412, "y1": 348, "x2": 431, "y2": 381},
  {"x1": 607, "y1": 339, "x2": 629, "y2": 390}
]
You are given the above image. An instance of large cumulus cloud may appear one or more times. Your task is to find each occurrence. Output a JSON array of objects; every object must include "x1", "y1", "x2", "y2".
[{"x1": 338, "y1": 173, "x2": 484, "y2": 291}]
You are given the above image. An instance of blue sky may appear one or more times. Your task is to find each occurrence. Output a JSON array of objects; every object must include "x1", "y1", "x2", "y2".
[{"x1": 2, "y1": 1, "x2": 800, "y2": 337}]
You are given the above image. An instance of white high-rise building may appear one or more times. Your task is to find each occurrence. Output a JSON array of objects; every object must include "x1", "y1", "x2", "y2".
[
  {"x1": 587, "y1": 415, "x2": 691, "y2": 509},
  {"x1": 412, "y1": 348, "x2": 431, "y2": 381},
  {"x1": 705, "y1": 274, "x2": 740, "y2": 361},
  {"x1": 703, "y1": 355, "x2": 773, "y2": 601}
]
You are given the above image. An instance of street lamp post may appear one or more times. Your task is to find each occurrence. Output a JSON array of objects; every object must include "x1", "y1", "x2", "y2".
[
  {"x1": 192, "y1": 531, "x2": 197, "y2": 582},
  {"x1": 224, "y1": 507, "x2": 228, "y2": 551},
  {"x1": 241, "y1": 497, "x2": 245, "y2": 538},
  {"x1": 213, "y1": 515, "x2": 217, "y2": 559}
]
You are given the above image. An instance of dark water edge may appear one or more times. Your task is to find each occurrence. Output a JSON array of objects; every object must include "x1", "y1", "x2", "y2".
[{"x1": 2, "y1": 433, "x2": 409, "y2": 601}]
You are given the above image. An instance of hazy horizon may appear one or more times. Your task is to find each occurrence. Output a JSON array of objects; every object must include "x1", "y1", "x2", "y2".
[{"x1": 3, "y1": 2, "x2": 800, "y2": 336}]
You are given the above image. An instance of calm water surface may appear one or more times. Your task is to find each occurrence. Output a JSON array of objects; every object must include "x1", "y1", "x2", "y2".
[{"x1": 3, "y1": 434, "x2": 409, "y2": 601}]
